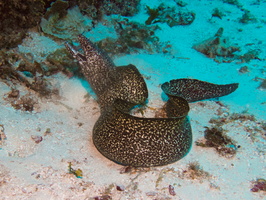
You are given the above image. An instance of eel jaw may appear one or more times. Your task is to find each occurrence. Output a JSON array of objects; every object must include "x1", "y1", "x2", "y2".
[{"x1": 64, "y1": 42, "x2": 87, "y2": 63}]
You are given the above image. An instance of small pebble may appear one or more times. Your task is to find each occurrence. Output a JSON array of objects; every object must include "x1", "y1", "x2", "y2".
[
  {"x1": 146, "y1": 191, "x2": 157, "y2": 196},
  {"x1": 116, "y1": 185, "x2": 125, "y2": 191},
  {"x1": 94, "y1": 195, "x2": 112, "y2": 200},
  {"x1": 169, "y1": 184, "x2": 176, "y2": 196},
  {"x1": 44, "y1": 128, "x2": 52, "y2": 136},
  {"x1": 31, "y1": 135, "x2": 43, "y2": 143},
  {"x1": 8, "y1": 89, "x2": 20, "y2": 98}
]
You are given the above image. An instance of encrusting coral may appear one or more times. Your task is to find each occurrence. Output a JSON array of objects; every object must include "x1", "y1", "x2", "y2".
[{"x1": 41, "y1": 5, "x2": 93, "y2": 40}]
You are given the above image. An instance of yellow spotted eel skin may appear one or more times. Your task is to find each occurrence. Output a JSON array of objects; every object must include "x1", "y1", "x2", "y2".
[{"x1": 65, "y1": 35, "x2": 238, "y2": 167}]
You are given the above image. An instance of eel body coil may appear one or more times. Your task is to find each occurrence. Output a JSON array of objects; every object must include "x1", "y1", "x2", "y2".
[{"x1": 65, "y1": 35, "x2": 238, "y2": 167}]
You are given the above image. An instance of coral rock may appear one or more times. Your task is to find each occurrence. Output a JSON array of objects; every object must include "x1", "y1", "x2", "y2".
[{"x1": 193, "y1": 28, "x2": 240, "y2": 59}]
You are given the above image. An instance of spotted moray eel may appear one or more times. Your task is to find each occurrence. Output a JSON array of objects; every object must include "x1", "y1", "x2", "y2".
[{"x1": 65, "y1": 35, "x2": 238, "y2": 167}]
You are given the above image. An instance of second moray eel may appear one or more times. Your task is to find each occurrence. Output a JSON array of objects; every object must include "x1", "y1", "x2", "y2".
[{"x1": 65, "y1": 35, "x2": 238, "y2": 167}]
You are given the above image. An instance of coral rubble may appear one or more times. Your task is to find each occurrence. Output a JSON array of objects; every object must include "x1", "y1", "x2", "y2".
[
  {"x1": 222, "y1": 0, "x2": 242, "y2": 8},
  {"x1": 145, "y1": 3, "x2": 195, "y2": 27},
  {"x1": 239, "y1": 10, "x2": 257, "y2": 24},
  {"x1": 0, "y1": 0, "x2": 54, "y2": 49},
  {"x1": 192, "y1": 28, "x2": 240, "y2": 61},
  {"x1": 181, "y1": 162, "x2": 211, "y2": 181},
  {"x1": 251, "y1": 178, "x2": 266, "y2": 192},
  {"x1": 196, "y1": 126, "x2": 238, "y2": 158},
  {"x1": 0, "y1": 49, "x2": 60, "y2": 99},
  {"x1": 193, "y1": 27, "x2": 261, "y2": 63},
  {"x1": 77, "y1": 0, "x2": 141, "y2": 20},
  {"x1": 45, "y1": 48, "x2": 80, "y2": 76},
  {"x1": 96, "y1": 20, "x2": 162, "y2": 55},
  {"x1": 0, "y1": 125, "x2": 7, "y2": 147},
  {"x1": 211, "y1": 8, "x2": 225, "y2": 19}
]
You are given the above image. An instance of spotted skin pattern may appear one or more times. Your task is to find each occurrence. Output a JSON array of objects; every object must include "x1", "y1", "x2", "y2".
[
  {"x1": 93, "y1": 105, "x2": 191, "y2": 167},
  {"x1": 162, "y1": 79, "x2": 239, "y2": 103},
  {"x1": 65, "y1": 35, "x2": 238, "y2": 167}
]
